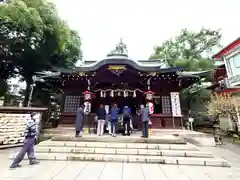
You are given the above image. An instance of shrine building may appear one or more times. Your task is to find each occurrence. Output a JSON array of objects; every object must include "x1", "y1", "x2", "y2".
[{"x1": 50, "y1": 40, "x2": 207, "y2": 129}]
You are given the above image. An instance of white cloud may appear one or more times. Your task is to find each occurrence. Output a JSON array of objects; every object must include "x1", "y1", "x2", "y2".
[{"x1": 53, "y1": 0, "x2": 240, "y2": 61}]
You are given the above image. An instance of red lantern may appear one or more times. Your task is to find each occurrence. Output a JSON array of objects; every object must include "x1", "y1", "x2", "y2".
[
  {"x1": 148, "y1": 102, "x2": 154, "y2": 114},
  {"x1": 144, "y1": 90, "x2": 155, "y2": 101},
  {"x1": 83, "y1": 90, "x2": 92, "y2": 101}
]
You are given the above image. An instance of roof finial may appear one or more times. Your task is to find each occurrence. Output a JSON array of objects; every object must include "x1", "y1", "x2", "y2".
[{"x1": 108, "y1": 38, "x2": 128, "y2": 57}]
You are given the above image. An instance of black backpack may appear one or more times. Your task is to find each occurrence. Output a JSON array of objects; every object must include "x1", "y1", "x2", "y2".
[{"x1": 123, "y1": 110, "x2": 130, "y2": 119}]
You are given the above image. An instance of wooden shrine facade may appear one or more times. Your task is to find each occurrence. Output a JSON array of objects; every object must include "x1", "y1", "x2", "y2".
[
  {"x1": 55, "y1": 60, "x2": 201, "y2": 128},
  {"x1": 52, "y1": 41, "x2": 202, "y2": 129}
]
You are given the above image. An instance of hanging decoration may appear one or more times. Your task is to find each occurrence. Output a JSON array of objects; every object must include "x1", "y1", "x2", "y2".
[
  {"x1": 110, "y1": 90, "x2": 114, "y2": 97},
  {"x1": 84, "y1": 101, "x2": 91, "y2": 113},
  {"x1": 95, "y1": 89, "x2": 143, "y2": 97},
  {"x1": 83, "y1": 90, "x2": 92, "y2": 101},
  {"x1": 123, "y1": 90, "x2": 128, "y2": 97},
  {"x1": 61, "y1": 73, "x2": 178, "y2": 81},
  {"x1": 147, "y1": 102, "x2": 154, "y2": 114},
  {"x1": 144, "y1": 90, "x2": 155, "y2": 101},
  {"x1": 61, "y1": 80, "x2": 66, "y2": 86},
  {"x1": 107, "y1": 65, "x2": 126, "y2": 76},
  {"x1": 133, "y1": 90, "x2": 136, "y2": 98}
]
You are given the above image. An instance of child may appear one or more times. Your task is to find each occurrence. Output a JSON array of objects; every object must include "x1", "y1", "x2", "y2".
[{"x1": 10, "y1": 112, "x2": 39, "y2": 169}]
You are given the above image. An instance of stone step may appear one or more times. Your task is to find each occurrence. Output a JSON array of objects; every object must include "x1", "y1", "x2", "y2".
[
  {"x1": 38, "y1": 140, "x2": 199, "y2": 151},
  {"x1": 44, "y1": 128, "x2": 75, "y2": 134},
  {"x1": 10, "y1": 152, "x2": 229, "y2": 167},
  {"x1": 35, "y1": 146, "x2": 213, "y2": 158},
  {"x1": 51, "y1": 135, "x2": 186, "y2": 144}
]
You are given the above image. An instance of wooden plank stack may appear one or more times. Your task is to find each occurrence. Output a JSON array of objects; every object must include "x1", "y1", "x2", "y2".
[{"x1": 0, "y1": 113, "x2": 29, "y2": 145}]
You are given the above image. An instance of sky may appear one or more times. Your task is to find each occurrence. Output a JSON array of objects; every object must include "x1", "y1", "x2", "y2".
[{"x1": 53, "y1": 0, "x2": 239, "y2": 62}]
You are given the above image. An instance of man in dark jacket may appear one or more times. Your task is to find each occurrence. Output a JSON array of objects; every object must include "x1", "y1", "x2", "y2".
[
  {"x1": 141, "y1": 105, "x2": 149, "y2": 138},
  {"x1": 109, "y1": 103, "x2": 119, "y2": 137},
  {"x1": 75, "y1": 105, "x2": 88, "y2": 137},
  {"x1": 122, "y1": 106, "x2": 131, "y2": 136},
  {"x1": 96, "y1": 104, "x2": 106, "y2": 136}
]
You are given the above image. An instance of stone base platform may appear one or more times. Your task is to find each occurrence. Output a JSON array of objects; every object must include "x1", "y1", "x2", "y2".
[
  {"x1": 44, "y1": 127, "x2": 216, "y2": 146},
  {"x1": 51, "y1": 134, "x2": 186, "y2": 144},
  {"x1": 152, "y1": 129, "x2": 216, "y2": 146},
  {"x1": 10, "y1": 140, "x2": 230, "y2": 167}
]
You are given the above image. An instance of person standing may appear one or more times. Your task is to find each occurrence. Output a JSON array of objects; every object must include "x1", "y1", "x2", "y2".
[
  {"x1": 10, "y1": 112, "x2": 39, "y2": 169},
  {"x1": 141, "y1": 105, "x2": 149, "y2": 138},
  {"x1": 105, "y1": 105, "x2": 112, "y2": 135},
  {"x1": 122, "y1": 106, "x2": 131, "y2": 136},
  {"x1": 96, "y1": 104, "x2": 106, "y2": 136},
  {"x1": 75, "y1": 105, "x2": 87, "y2": 137},
  {"x1": 109, "y1": 103, "x2": 119, "y2": 137},
  {"x1": 127, "y1": 106, "x2": 133, "y2": 133}
]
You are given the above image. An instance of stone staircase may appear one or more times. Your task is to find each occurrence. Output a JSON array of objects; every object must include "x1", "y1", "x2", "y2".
[{"x1": 11, "y1": 139, "x2": 230, "y2": 167}]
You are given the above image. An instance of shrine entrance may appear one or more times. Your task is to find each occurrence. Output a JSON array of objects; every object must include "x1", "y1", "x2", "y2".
[
  {"x1": 92, "y1": 90, "x2": 145, "y2": 111},
  {"x1": 91, "y1": 89, "x2": 146, "y2": 130},
  {"x1": 88, "y1": 61, "x2": 149, "y2": 116}
]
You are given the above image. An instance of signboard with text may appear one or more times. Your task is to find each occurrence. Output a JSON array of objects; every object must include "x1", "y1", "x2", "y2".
[{"x1": 170, "y1": 92, "x2": 182, "y2": 117}]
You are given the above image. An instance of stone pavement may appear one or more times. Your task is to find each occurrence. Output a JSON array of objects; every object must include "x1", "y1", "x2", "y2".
[
  {"x1": 1, "y1": 160, "x2": 240, "y2": 180},
  {"x1": 1, "y1": 146, "x2": 240, "y2": 180}
]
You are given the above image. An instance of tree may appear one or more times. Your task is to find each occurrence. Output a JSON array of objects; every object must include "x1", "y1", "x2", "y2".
[
  {"x1": 207, "y1": 93, "x2": 240, "y2": 132},
  {"x1": 0, "y1": 0, "x2": 82, "y2": 105},
  {"x1": 150, "y1": 28, "x2": 222, "y2": 68},
  {"x1": 150, "y1": 28, "x2": 222, "y2": 120}
]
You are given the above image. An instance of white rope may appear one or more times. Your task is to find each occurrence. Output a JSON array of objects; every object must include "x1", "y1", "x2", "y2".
[{"x1": 94, "y1": 88, "x2": 144, "y2": 93}]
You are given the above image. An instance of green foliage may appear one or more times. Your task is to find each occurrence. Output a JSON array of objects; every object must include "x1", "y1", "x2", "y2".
[
  {"x1": 174, "y1": 58, "x2": 214, "y2": 71},
  {"x1": 0, "y1": 0, "x2": 80, "y2": 70},
  {"x1": 0, "y1": 78, "x2": 8, "y2": 97},
  {"x1": 181, "y1": 84, "x2": 212, "y2": 110},
  {"x1": 150, "y1": 28, "x2": 221, "y2": 68},
  {"x1": 0, "y1": 0, "x2": 82, "y2": 104},
  {"x1": 150, "y1": 28, "x2": 222, "y2": 116}
]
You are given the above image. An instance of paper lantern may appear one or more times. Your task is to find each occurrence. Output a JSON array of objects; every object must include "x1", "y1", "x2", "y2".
[
  {"x1": 147, "y1": 102, "x2": 154, "y2": 114},
  {"x1": 144, "y1": 90, "x2": 154, "y2": 101},
  {"x1": 83, "y1": 90, "x2": 91, "y2": 100}
]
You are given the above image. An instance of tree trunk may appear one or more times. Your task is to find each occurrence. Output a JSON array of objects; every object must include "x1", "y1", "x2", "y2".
[
  {"x1": 0, "y1": 78, "x2": 8, "y2": 97},
  {"x1": 23, "y1": 77, "x2": 33, "y2": 107},
  {"x1": 234, "y1": 121, "x2": 239, "y2": 133},
  {"x1": 187, "y1": 97, "x2": 191, "y2": 117}
]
